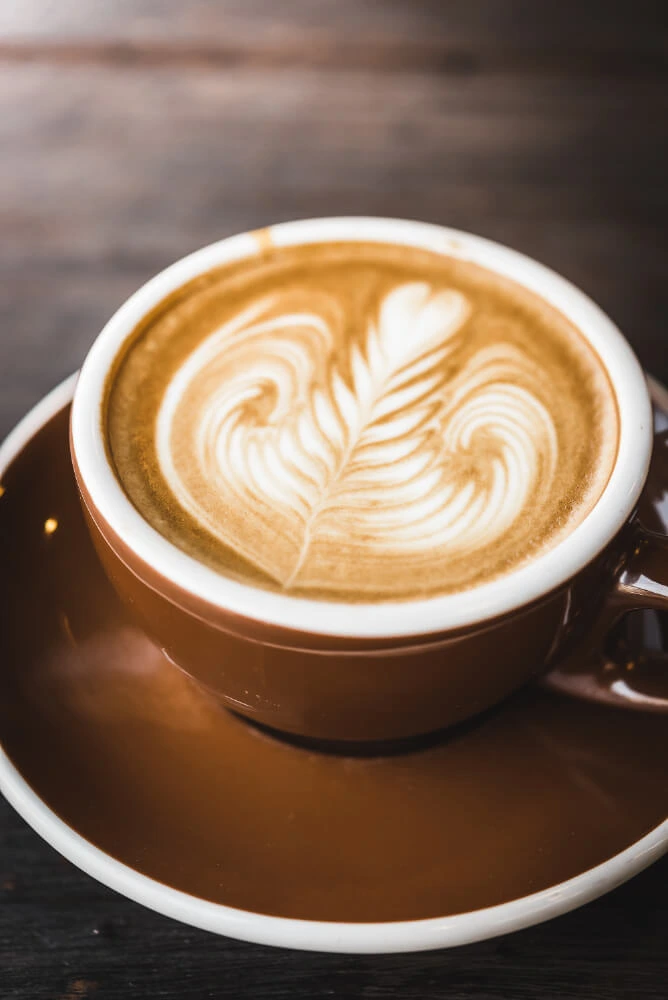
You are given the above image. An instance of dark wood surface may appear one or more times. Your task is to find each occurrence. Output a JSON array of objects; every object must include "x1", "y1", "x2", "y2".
[{"x1": 1, "y1": 3, "x2": 667, "y2": 997}]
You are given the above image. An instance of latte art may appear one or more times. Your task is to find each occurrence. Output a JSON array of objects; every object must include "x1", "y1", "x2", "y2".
[
  {"x1": 156, "y1": 282, "x2": 559, "y2": 591},
  {"x1": 106, "y1": 241, "x2": 619, "y2": 601}
]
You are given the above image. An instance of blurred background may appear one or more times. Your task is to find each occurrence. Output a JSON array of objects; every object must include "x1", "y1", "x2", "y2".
[
  {"x1": 1, "y1": 4, "x2": 668, "y2": 996},
  {"x1": 1, "y1": 0, "x2": 667, "y2": 438}
]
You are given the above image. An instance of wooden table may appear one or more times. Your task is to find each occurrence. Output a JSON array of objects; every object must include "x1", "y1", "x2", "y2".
[{"x1": 1, "y1": 3, "x2": 666, "y2": 997}]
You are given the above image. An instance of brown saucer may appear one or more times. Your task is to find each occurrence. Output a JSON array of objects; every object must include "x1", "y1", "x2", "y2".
[{"x1": 0, "y1": 385, "x2": 667, "y2": 928}]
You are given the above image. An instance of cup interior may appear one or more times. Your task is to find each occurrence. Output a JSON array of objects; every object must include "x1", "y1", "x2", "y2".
[{"x1": 70, "y1": 217, "x2": 653, "y2": 638}]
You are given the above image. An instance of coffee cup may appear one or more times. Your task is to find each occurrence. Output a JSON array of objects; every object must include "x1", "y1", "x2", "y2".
[{"x1": 70, "y1": 217, "x2": 668, "y2": 741}]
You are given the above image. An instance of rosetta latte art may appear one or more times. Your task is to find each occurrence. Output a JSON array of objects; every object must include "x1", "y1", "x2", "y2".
[{"x1": 154, "y1": 281, "x2": 561, "y2": 594}]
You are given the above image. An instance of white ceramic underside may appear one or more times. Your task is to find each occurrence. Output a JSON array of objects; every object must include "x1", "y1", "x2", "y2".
[{"x1": 1, "y1": 373, "x2": 666, "y2": 954}]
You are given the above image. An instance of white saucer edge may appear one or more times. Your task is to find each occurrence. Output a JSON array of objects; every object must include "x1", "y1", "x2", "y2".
[
  {"x1": 0, "y1": 372, "x2": 666, "y2": 955},
  {"x1": 0, "y1": 372, "x2": 79, "y2": 474}
]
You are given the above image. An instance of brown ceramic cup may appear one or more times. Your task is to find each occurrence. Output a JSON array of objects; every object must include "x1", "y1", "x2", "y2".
[{"x1": 70, "y1": 218, "x2": 668, "y2": 742}]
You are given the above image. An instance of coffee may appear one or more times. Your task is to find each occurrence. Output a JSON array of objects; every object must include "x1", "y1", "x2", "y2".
[{"x1": 105, "y1": 240, "x2": 619, "y2": 602}]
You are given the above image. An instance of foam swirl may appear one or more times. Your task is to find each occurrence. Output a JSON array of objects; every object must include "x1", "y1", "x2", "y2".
[{"x1": 155, "y1": 281, "x2": 562, "y2": 594}]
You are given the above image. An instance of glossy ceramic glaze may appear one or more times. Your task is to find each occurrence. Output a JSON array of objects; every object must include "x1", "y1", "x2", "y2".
[
  {"x1": 0, "y1": 378, "x2": 666, "y2": 951},
  {"x1": 80, "y1": 497, "x2": 627, "y2": 740},
  {"x1": 70, "y1": 219, "x2": 655, "y2": 741}
]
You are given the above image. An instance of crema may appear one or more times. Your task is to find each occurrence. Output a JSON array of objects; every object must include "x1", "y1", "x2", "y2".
[{"x1": 105, "y1": 241, "x2": 619, "y2": 601}]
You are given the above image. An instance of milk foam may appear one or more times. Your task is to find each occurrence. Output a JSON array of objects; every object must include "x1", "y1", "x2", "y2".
[
  {"x1": 155, "y1": 281, "x2": 561, "y2": 592},
  {"x1": 106, "y1": 242, "x2": 618, "y2": 601}
]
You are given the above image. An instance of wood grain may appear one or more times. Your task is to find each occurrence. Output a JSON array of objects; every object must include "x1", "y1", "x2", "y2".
[
  {"x1": 1, "y1": 0, "x2": 666, "y2": 54},
  {"x1": 1, "y1": 807, "x2": 667, "y2": 999},
  {"x1": 1, "y1": 59, "x2": 667, "y2": 436},
  {"x1": 1, "y1": 2, "x2": 667, "y2": 997}
]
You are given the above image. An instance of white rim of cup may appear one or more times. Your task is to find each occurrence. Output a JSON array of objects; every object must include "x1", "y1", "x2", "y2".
[
  {"x1": 1, "y1": 374, "x2": 666, "y2": 953},
  {"x1": 70, "y1": 218, "x2": 652, "y2": 638}
]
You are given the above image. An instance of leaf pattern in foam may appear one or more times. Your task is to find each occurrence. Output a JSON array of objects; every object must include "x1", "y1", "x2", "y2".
[
  {"x1": 156, "y1": 280, "x2": 559, "y2": 592},
  {"x1": 282, "y1": 283, "x2": 471, "y2": 583}
]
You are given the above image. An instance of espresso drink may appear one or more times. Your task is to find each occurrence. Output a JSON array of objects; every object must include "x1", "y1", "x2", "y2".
[{"x1": 105, "y1": 240, "x2": 619, "y2": 601}]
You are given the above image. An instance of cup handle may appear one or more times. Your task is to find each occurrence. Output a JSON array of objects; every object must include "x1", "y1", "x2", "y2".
[
  {"x1": 617, "y1": 526, "x2": 668, "y2": 610},
  {"x1": 544, "y1": 523, "x2": 668, "y2": 712}
]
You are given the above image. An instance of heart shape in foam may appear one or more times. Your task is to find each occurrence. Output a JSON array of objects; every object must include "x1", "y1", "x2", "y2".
[{"x1": 154, "y1": 281, "x2": 560, "y2": 597}]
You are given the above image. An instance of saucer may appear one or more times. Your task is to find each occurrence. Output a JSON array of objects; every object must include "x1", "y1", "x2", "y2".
[{"x1": 0, "y1": 375, "x2": 666, "y2": 954}]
